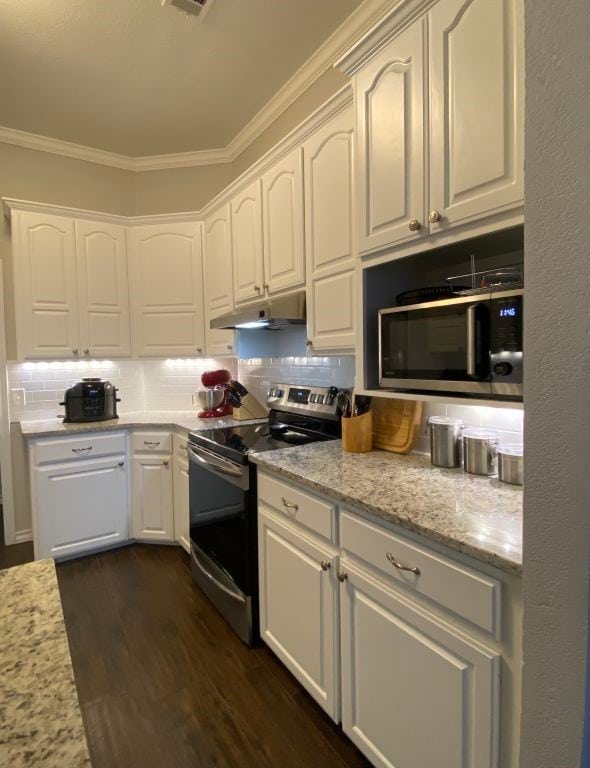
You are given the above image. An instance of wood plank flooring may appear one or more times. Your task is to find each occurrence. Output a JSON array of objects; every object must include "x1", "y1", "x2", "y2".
[{"x1": 57, "y1": 544, "x2": 371, "y2": 768}]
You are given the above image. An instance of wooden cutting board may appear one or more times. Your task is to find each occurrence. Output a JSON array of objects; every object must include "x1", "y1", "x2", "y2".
[{"x1": 371, "y1": 397, "x2": 423, "y2": 454}]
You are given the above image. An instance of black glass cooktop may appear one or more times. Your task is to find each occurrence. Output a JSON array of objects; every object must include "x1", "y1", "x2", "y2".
[{"x1": 189, "y1": 413, "x2": 340, "y2": 464}]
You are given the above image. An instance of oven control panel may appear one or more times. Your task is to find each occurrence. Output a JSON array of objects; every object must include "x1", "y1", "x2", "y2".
[{"x1": 267, "y1": 383, "x2": 344, "y2": 420}]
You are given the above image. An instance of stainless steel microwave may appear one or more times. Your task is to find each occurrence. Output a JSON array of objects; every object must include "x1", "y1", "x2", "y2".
[{"x1": 378, "y1": 289, "x2": 523, "y2": 399}]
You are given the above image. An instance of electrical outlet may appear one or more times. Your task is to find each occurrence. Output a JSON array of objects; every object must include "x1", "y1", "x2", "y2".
[{"x1": 11, "y1": 388, "x2": 26, "y2": 408}]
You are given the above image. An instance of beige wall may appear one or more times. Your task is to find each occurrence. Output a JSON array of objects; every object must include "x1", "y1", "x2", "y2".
[
  {"x1": 0, "y1": 143, "x2": 135, "y2": 360},
  {"x1": 133, "y1": 67, "x2": 349, "y2": 215}
]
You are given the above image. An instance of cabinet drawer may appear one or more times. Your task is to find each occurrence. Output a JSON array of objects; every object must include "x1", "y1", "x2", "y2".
[
  {"x1": 34, "y1": 432, "x2": 126, "y2": 465},
  {"x1": 173, "y1": 433, "x2": 189, "y2": 461},
  {"x1": 132, "y1": 431, "x2": 172, "y2": 454},
  {"x1": 258, "y1": 472, "x2": 336, "y2": 542},
  {"x1": 340, "y1": 511, "x2": 501, "y2": 635}
]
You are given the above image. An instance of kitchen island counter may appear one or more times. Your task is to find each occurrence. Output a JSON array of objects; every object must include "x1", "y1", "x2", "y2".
[
  {"x1": 0, "y1": 559, "x2": 90, "y2": 767},
  {"x1": 251, "y1": 440, "x2": 523, "y2": 575}
]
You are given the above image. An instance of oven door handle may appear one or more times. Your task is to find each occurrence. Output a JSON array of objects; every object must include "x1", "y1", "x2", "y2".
[
  {"x1": 191, "y1": 546, "x2": 246, "y2": 604},
  {"x1": 188, "y1": 446, "x2": 243, "y2": 478}
]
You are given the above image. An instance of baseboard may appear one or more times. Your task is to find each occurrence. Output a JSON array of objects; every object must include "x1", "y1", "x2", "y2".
[{"x1": 15, "y1": 528, "x2": 33, "y2": 543}]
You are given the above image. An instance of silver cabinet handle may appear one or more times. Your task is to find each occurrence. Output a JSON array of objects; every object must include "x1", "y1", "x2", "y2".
[
  {"x1": 386, "y1": 552, "x2": 421, "y2": 576},
  {"x1": 337, "y1": 570, "x2": 348, "y2": 583},
  {"x1": 408, "y1": 219, "x2": 422, "y2": 232},
  {"x1": 320, "y1": 560, "x2": 331, "y2": 571},
  {"x1": 144, "y1": 440, "x2": 161, "y2": 447},
  {"x1": 428, "y1": 210, "x2": 442, "y2": 224},
  {"x1": 72, "y1": 446, "x2": 92, "y2": 454},
  {"x1": 281, "y1": 497, "x2": 298, "y2": 512}
]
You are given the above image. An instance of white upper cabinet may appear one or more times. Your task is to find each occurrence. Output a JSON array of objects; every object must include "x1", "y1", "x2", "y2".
[
  {"x1": 129, "y1": 223, "x2": 205, "y2": 357},
  {"x1": 304, "y1": 106, "x2": 356, "y2": 351},
  {"x1": 231, "y1": 180, "x2": 264, "y2": 305},
  {"x1": 355, "y1": 20, "x2": 426, "y2": 255},
  {"x1": 13, "y1": 211, "x2": 80, "y2": 359},
  {"x1": 428, "y1": 0, "x2": 524, "y2": 231},
  {"x1": 203, "y1": 205, "x2": 234, "y2": 319},
  {"x1": 75, "y1": 219, "x2": 131, "y2": 358},
  {"x1": 262, "y1": 148, "x2": 305, "y2": 295}
]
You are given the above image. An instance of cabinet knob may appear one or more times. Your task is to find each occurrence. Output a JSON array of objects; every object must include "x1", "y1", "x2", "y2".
[
  {"x1": 263, "y1": 284, "x2": 269, "y2": 291},
  {"x1": 83, "y1": 348, "x2": 90, "y2": 355},
  {"x1": 337, "y1": 570, "x2": 348, "y2": 583},
  {"x1": 197, "y1": 347, "x2": 203, "y2": 353},
  {"x1": 320, "y1": 560, "x2": 331, "y2": 571},
  {"x1": 428, "y1": 210, "x2": 442, "y2": 224},
  {"x1": 306, "y1": 339, "x2": 313, "y2": 347},
  {"x1": 408, "y1": 219, "x2": 422, "y2": 232},
  {"x1": 254, "y1": 285, "x2": 261, "y2": 292},
  {"x1": 72, "y1": 348, "x2": 79, "y2": 355},
  {"x1": 163, "y1": 460, "x2": 169, "y2": 467},
  {"x1": 227, "y1": 345, "x2": 233, "y2": 351},
  {"x1": 118, "y1": 461, "x2": 125, "y2": 468}
]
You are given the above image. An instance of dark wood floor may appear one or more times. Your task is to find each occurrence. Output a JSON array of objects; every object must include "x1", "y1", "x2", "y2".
[
  {"x1": 0, "y1": 506, "x2": 34, "y2": 570},
  {"x1": 57, "y1": 544, "x2": 372, "y2": 768}
]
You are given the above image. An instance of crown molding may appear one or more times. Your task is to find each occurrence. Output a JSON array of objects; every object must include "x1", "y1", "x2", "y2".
[
  {"x1": 2, "y1": 198, "x2": 202, "y2": 226},
  {"x1": 0, "y1": 0, "x2": 397, "y2": 173}
]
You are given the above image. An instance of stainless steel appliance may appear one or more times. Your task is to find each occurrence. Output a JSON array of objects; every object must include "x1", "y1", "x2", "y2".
[
  {"x1": 60, "y1": 378, "x2": 120, "y2": 423},
  {"x1": 187, "y1": 383, "x2": 342, "y2": 645},
  {"x1": 379, "y1": 289, "x2": 523, "y2": 399}
]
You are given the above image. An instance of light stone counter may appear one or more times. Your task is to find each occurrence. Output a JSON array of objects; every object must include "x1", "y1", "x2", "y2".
[
  {"x1": 19, "y1": 410, "x2": 266, "y2": 439},
  {"x1": 0, "y1": 560, "x2": 91, "y2": 767},
  {"x1": 251, "y1": 440, "x2": 523, "y2": 575}
]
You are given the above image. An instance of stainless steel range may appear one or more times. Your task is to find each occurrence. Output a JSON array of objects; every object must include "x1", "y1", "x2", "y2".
[{"x1": 187, "y1": 383, "x2": 343, "y2": 645}]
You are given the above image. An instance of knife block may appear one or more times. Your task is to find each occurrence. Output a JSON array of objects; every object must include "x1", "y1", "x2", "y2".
[
  {"x1": 341, "y1": 411, "x2": 373, "y2": 453},
  {"x1": 232, "y1": 393, "x2": 269, "y2": 421}
]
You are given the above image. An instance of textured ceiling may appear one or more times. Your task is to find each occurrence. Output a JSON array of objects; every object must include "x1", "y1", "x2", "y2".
[{"x1": 0, "y1": 0, "x2": 361, "y2": 156}]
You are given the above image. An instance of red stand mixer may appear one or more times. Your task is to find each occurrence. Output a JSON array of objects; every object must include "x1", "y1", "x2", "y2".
[{"x1": 193, "y1": 369, "x2": 234, "y2": 418}]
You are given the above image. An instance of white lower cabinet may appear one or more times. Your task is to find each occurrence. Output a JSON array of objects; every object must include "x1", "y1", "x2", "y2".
[
  {"x1": 258, "y1": 507, "x2": 340, "y2": 720},
  {"x1": 258, "y1": 472, "x2": 505, "y2": 768},
  {"x1": 32, "y1": 442, "x2": 129, "y2": 560},
  {"x1": 339, "y1": 563, "x2": 499, "y2": 768},
  {"x1": 132, "y1": 445, "x2": 174, "y2": 542},
  {"x1": 173, "y1": 433, "x2": 190, "y2": 554}
]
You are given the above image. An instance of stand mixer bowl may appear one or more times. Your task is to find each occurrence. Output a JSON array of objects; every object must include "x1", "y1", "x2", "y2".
[{"x1": 193, "y1": 388, "x2": 225, "y2": 412}]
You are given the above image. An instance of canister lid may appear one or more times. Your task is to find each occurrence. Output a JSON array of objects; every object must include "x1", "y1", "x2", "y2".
[
  {"x1": 498, "y1": 443, "x2": 524, "y2": 456},
  {"x1": 462, "y1": 427, "x2": 501, "y2": 441},
  {"x1": 428, "y1": 416, "x2": 463, "y2": 426}
]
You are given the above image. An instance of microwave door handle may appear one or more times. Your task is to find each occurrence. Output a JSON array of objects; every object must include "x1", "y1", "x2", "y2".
[{"x1": 467, "y1": 304, "x2": 477, "y2": 377}]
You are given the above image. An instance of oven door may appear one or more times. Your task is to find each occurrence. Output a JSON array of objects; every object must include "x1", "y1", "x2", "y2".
[
  {"x1": 379, "y1": 295, "x2": 492, "y2": 395},
  {"x1": 188, "y1": 444, "x2": 253, "y2": 597}
]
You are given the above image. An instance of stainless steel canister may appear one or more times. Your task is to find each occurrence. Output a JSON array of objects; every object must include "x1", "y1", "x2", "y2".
[
  {"x1": 498, "y1": 444, "x2": 524, "y2": 485},
  {"x1": 462, "y1": 428, "x2": 501, "y2": 476},
  {"x1": 429, "y1": 417, "x2": 463, "y2": 468}
]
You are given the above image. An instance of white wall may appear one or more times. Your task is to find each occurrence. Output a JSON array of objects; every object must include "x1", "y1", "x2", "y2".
[{"x1": 520, "y1": 1, "x2": 590, "y2": 766}]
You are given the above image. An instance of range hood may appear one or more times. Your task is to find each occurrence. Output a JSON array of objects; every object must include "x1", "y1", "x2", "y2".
[{"x1": 210, "y1": 291, "x2": 306, "y2": 330}]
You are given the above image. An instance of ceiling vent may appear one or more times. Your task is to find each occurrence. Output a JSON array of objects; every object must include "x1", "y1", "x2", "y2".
[{"x1": 162, "y1": 0, "x2": 213, "y2": 19}]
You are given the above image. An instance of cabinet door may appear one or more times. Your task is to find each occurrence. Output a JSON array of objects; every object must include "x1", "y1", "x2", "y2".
[
  {"x1": 132, "y1": 456, "x2": 174, "y2": 541},
  {"x1": 308, "y1": 269, "x2": 356, "y2": 351},
  {"x1": 340, "y1": 563, "x2": 500, "y2": 768},
  {"x1": 33, "y1": 456, "x2": 128, "y2": 560},
  {"x1": 75, "y1": 219, "x2": 131, "y2": 358},
  {"x1": 262, "y1": 148, "x2": 305, "y2": 294},
  {"x1": 129, "y1": 223, "x2": 205, "y2": 356},
  {"x1": 203, "y1": 206, "x2": 234, "y2": 318},
  {"x1": 428, "y1": 0, "x2": 524, "y2": 230},
  {"x1": 258, "y1": 508, "x2": 339, "y2": 721},
  {"x1": 231, "y1": 180, "x2": 264, "y2": 305},
  {"x1": 304, "y1": 106, "x2": 355, "y2": 276},
  {"x1": 13, "y1": 211, "x2": 80, "y2": 359},
  {"x1": 173, "y1": 451, "x2": 190, "y2": 554},
  {"x1": 355, "y1": 20, "x2": 425, "y2": 255},
  {"x1": 205, "y1": 327, "x2": 236, "y2": 358}
]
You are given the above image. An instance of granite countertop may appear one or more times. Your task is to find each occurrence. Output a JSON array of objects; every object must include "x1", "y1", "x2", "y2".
[
  {"x1": 0, "y1": 560, "x2": 91, "y2": 767},
  {"x1": 251, "y1": 441, "x2": 523, "y2": 575},
  {"x1": 19, "y1": 411, "x2": 267, "y2": 439}
]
